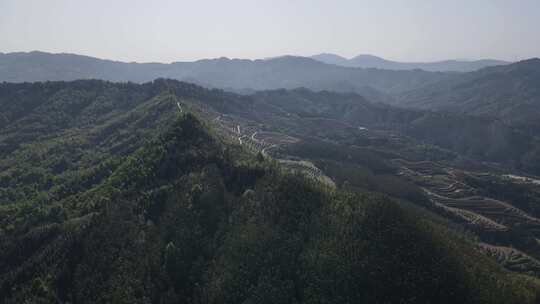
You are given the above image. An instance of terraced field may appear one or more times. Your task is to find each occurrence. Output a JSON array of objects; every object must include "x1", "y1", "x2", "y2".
[
  {"x1": 396, "y1": 159, "x2": 540, "y2": 228},
  {"x1": 429, "y1": 195, "x2": 508, "y2": 232},
  {"x1": 278, "y1": 159, "x2": 336, "y2": 187},
  {"x1": 430, "y1": 192, "x2": 540, "y2": 229},
  {"x1": 207, "y1": 110, "x2": 335, "y2": 187},
  {"x1": 255, "y1": 131, "x2": 299, "y2": 146},
  {"x1": 479, "y1": 243, "x2": 540, "y2": 276},
  {"x1": 394, "y1": 158, "x2": 540, "y2": 273},
  {"x1": 504, "y1": 174, "x2": 540, "y2": 186}
]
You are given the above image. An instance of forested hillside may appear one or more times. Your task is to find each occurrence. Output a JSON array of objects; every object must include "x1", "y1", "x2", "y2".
[
  {"x1": 398, "y1": 58, "x2": 540, "y2": 134},
  {"x1": 1, "y1": 80, "x2": 540, "y2": 303}
]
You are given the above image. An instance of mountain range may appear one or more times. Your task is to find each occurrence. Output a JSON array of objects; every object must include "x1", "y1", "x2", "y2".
[
  {"x1": 2, "y1": 51, "x2": 539, "y2": 133},
  {"x1": 311, "y1": 53, "x2": 509, "y2": 72},
  {"x1": 0, "y1": 51, "x2": 451, "y2": 97}
]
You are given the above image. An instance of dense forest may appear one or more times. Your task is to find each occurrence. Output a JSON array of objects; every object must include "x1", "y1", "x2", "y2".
[{"x1": 1, "y1": 80, "x2": 540, "y2": 303}]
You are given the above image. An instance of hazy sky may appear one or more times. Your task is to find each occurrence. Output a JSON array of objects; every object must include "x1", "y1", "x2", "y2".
[{"x1": 1, "y1": 0, "x2": 539, "y2": 63}]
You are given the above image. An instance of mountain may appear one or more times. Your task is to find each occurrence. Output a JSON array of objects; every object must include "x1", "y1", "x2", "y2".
[
  {"x1": 311, "y1": 53, "x2": 509, "y2": 72},
  {"x1": 1, "y1": 79, "x2": 540, "y2": 303},
  {"x1": 248, "y1": 88, "x2": 540, "y2": 175},
  {"x1": 397, "y1": 58, "x2": 540, "y2": 134},
  {"x1": 310, "y1": 53, "x2": 349, "y2": 66},
  {"x1": 0, "y1": 51, "x2": 452, "y2": 97}
]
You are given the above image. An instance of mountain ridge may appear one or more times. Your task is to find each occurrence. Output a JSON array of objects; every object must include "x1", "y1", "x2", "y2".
[
  {"x1": 311, "y1": 53, "x2": 510, "y2": 72},
  {"x1": 396, "y1": 58, "x2": 540, "y2": 134},
  {"x1": 0, "y1": 51, "x2": 455, "y2": 98}
]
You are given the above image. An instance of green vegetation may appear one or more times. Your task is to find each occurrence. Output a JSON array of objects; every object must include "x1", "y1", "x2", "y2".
[
  {"x1": 399, "y1": 58, "x2": 540, "y2": 136},
  {"x1": 1, "y1": 80, "x2": 540, "y2": 303}
]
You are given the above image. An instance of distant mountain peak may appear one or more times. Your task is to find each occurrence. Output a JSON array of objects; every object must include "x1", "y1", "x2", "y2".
[
  {"x1": 351, "y1": 54, "x2": 384, "y2": 59},
  {"x1": 350, "y1": 54, "x2": 389, "y2": 65},
  {"x1": 268, "y1": 55, "x2": 322, "y2": 64},
  {"x1": 310, "y1": 53, "x2": 349, "y2": 65},
  {"x1": 311, "y1": 53, "x2": 348, "y2": 59},
  {"x1": 311, "y1": 53, "x2": 510, "y2": 72}
]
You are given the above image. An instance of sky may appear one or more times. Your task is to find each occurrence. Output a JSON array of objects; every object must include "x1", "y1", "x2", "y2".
[{"x1": 1, "y1": 0, "x2": 539, "y2": 63}]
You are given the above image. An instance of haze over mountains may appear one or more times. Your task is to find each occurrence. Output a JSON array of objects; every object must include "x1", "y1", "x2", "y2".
[
  {"x1": 1, "y1": 51, "x2": 536, "y2": 119},
  {"x1": 2, "y1": 51, "x2": 538, "y2": 130},
  {"x1": 0, "y1": 51, "x2": 451, "y2": 96},
  {"x1": 311, "y1": 53, "x2": 509, "y2": 72}
]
